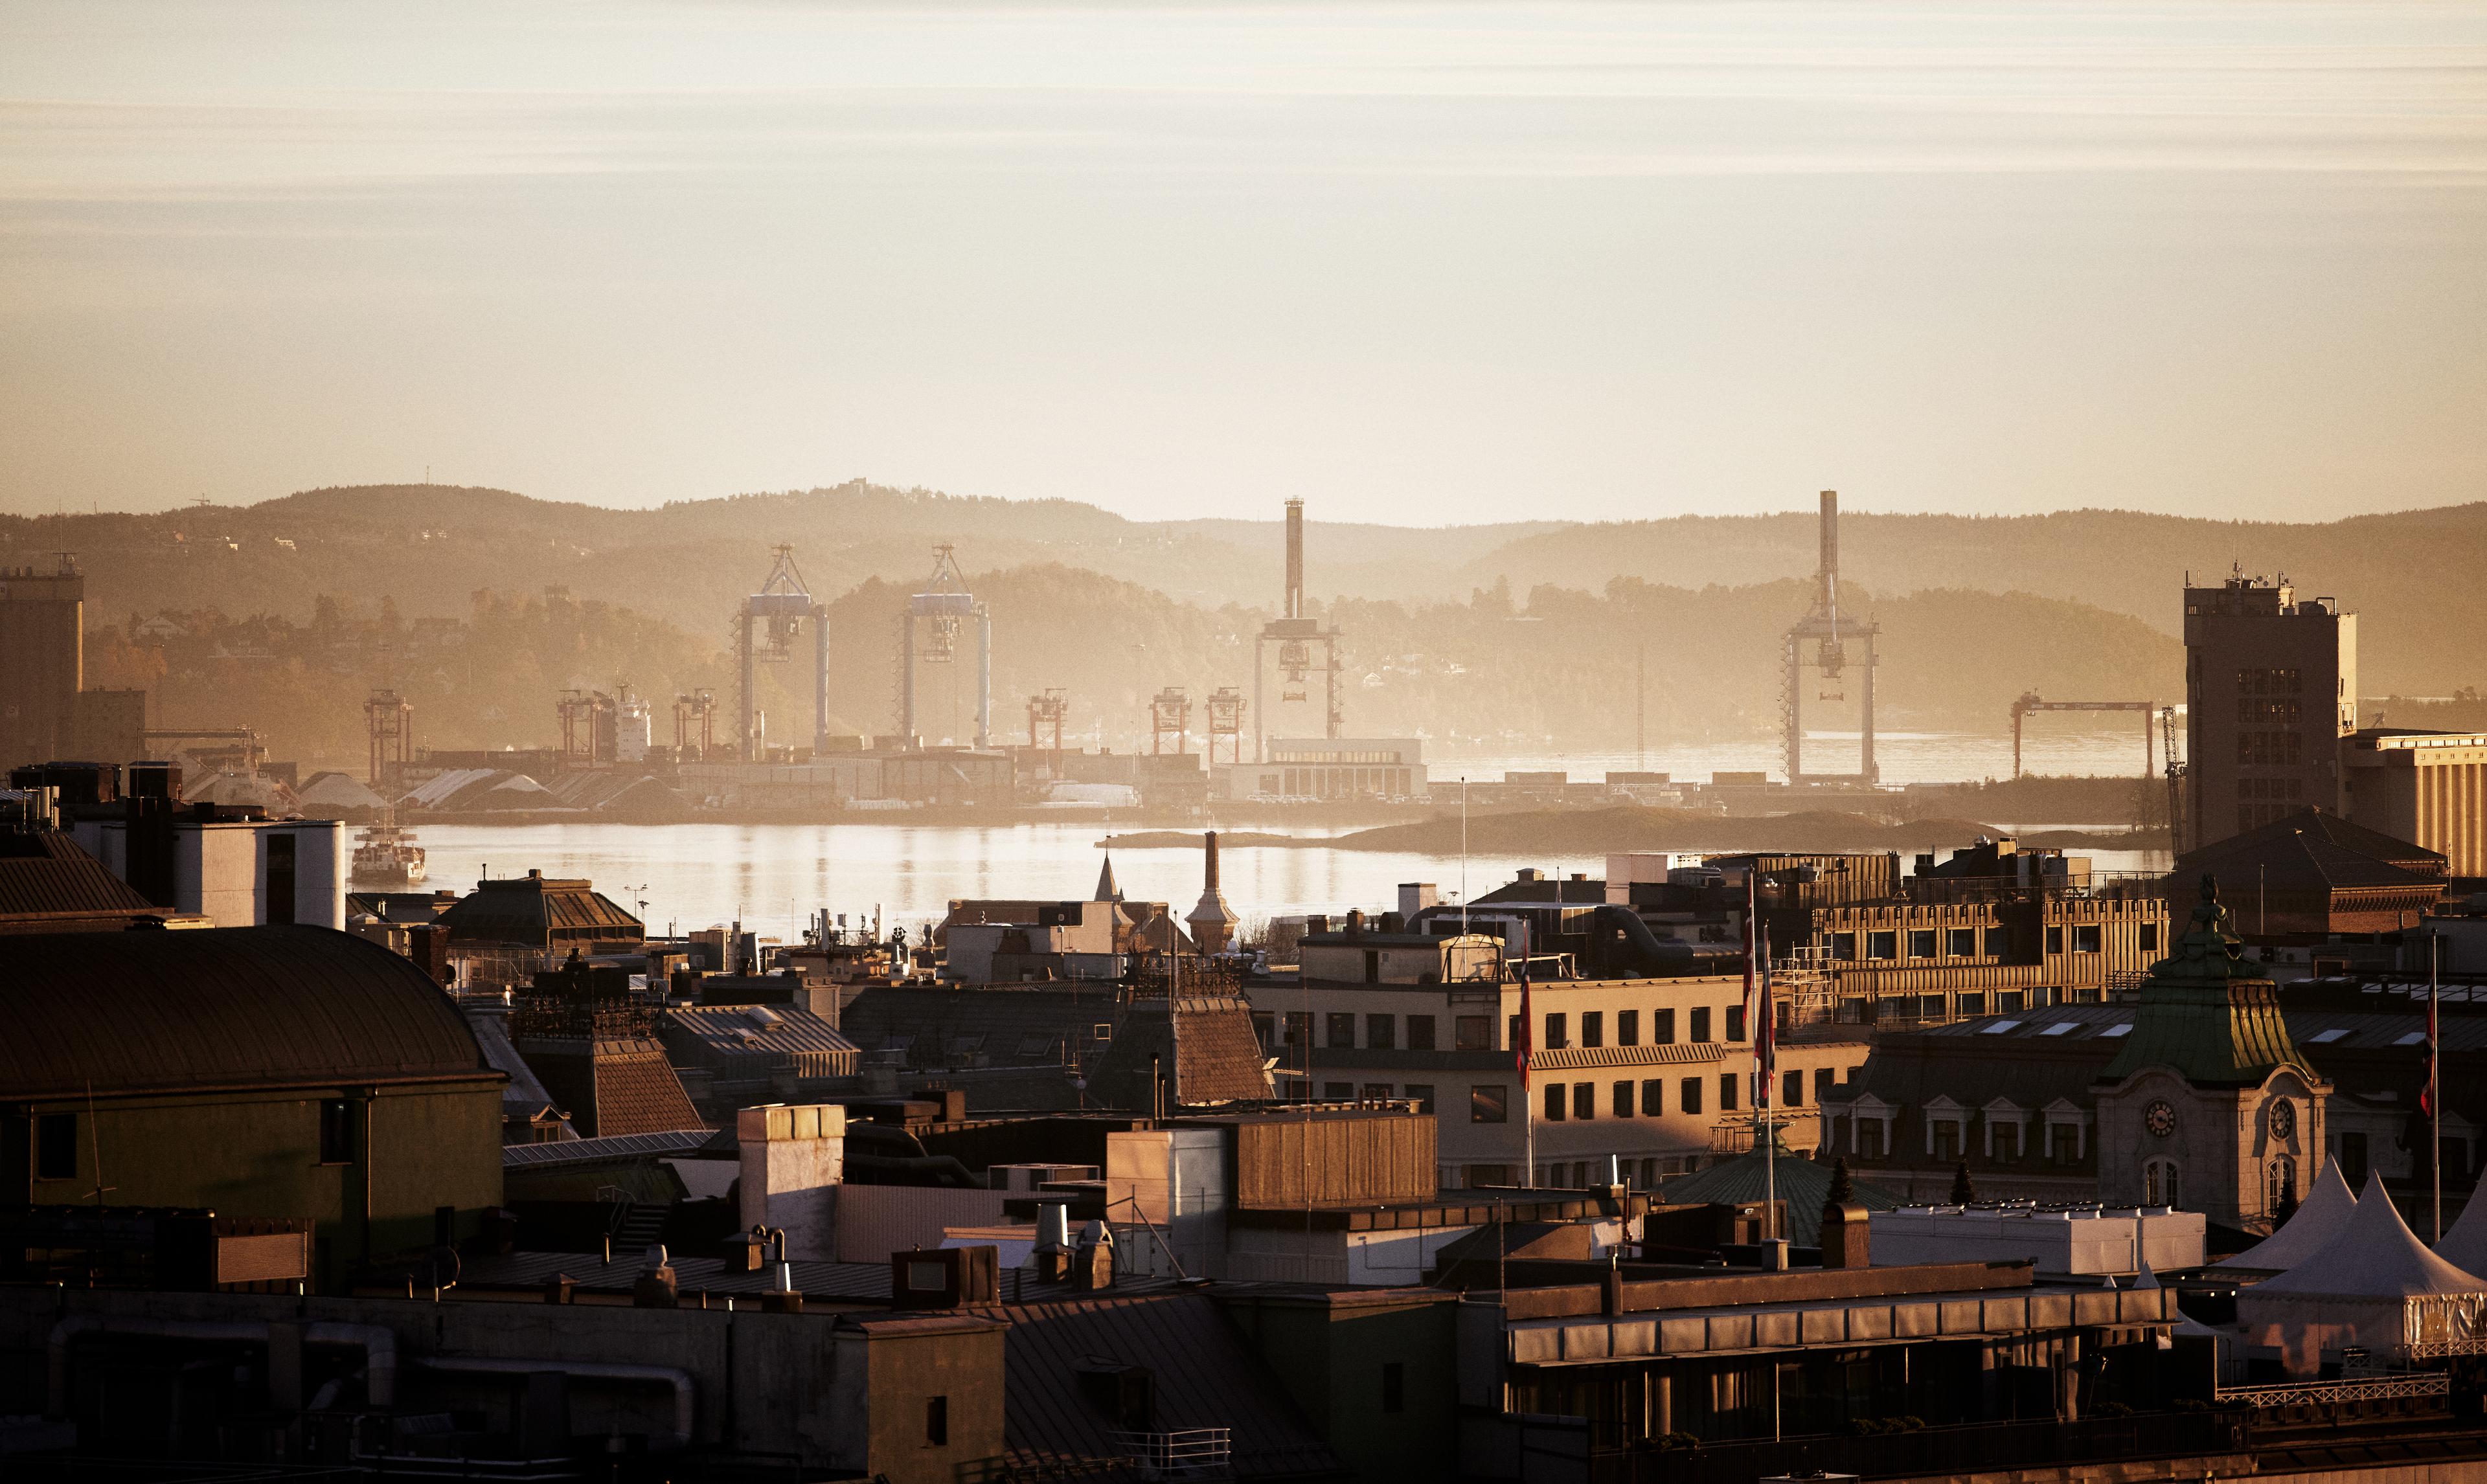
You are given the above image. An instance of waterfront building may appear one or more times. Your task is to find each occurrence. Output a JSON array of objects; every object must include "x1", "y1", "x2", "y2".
[{"x1": 2184, "y1": 569, "x2": 2358, "y2": 846}]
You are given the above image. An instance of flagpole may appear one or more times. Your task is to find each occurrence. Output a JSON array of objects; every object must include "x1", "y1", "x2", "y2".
[
  {"x1": 2433, "y1": 934, "x2": 2443, "y2": 1241},
  {"x1": 1519, "y1": 917, "x2": 1534, "y2": 1188}
]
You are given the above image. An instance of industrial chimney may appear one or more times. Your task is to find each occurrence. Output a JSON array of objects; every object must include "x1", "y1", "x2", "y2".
[{"x1": 1185, "y1": 829, "x2": 1238, "y2": 955}]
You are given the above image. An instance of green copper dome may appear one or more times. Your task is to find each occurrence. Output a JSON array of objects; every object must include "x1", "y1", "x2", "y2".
[{"x1": 2098, "y1": 875, "x2": 2315, "y2": 1089}]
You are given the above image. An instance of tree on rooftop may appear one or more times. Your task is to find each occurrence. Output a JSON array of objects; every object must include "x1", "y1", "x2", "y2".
[{"x1": 1949, "y1": 1159, "x2": 1977, "y2": 1206}]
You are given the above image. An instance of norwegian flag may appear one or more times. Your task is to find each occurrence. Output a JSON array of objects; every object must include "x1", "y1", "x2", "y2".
[{"x1": 1747, "y1": 873, "x2": 1775, "y2": 1110}]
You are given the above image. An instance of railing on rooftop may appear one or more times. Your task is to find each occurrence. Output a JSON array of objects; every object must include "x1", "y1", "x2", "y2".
[
  {"x1": 1107, "y1": 1426, "x2": 1233, "y2": 1481},
  {"x1": 2216, "y1": 1372, "x2": 2448, "y2": 1410}
]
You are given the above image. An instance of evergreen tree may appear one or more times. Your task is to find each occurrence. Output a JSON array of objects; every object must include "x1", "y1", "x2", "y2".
[
  {"x1": 2273, "y1": 1175, "x2": 2300, "y2": 1226},
  {"x1": 1821, "y1": 1155, "x2": 1857, "y2": 1232},
  {"x1": 1949, "y1": 1159, "x2": 1977, "y2": 1207}
]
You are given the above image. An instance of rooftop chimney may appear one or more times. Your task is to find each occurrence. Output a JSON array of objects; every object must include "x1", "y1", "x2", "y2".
[
  {"x1": 1284, "y1": 499, "x2": 1305, "y2": 621},
  {"x1": 1818, "y1": 489, "x2": 1839, "y2": 618}
]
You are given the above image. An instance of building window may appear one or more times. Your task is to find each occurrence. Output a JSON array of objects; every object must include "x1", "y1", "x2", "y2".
[
  {"x1": 1814, "y1": 1068, "x2": 1836, "y2": 1103},
  {"x1": 2045, "y1": 926, "x2": 2064, "y2": 954},
  {"x1": 2338, "y1": 1131, "x2": 2368, "y2": 1186},
  {"x1": 1931, "y1": 1121, "x2": 1961, "y2": 1162},
  {"x1": 1251, "y1": 1012, "x2": 1276, "y2": 1050},
  {"x1": 1381, "y1": 1361, "x2": 1405, "y2": 1414},
  {"x1": 1859, "y1": 1118, "x2": 1885, "y2": 1158},
  {"x1": 1830, "y1": 932, "x2": 1857, "y2": 960},
  {"x1": 1690, "y1": 1007, "x2": 1712, "y2": 1042},
  {"x1": 1581, "y1": 1011, "x2": 1604, "y2": 1049},
  {"x1": 1284, "y1": 1012, "x2": 1312, "y2": 1049},
  {"x1": 1471, "y1": 1085, "x2": 1508, "y2": 1124},
  {"x1": 1324, "y1": 1082, "x2": 1355, "y2": 1101},
  {"x1": 1996, "y1": 990, "x2": 2026, "y2": 1013},
  {"x1": 1367, "y1": 1014, "x2": 1396, "y2": 1050},
  {"x1": 1681, "y1": 1078, "x2": 1703, "y2": 1116},
  {"x1": 2049, "y1": 1123, "x2": 2080, "y2": 1164},
  {"x1": 2267, "y1": 1157, "x2": 2295, "y2": 1219},
  {"x1": 1572, "y1": 1083, "x2": 1595, "y2": 1121},
  {"x1": 1613, "y1": 1081, "x2": 1635, "y2": 1118},
  {"x1": 1617, "y1": 1009, "x2": 1639, "y2": 1046},
  {"x1": 1909, "y1": 929, "x2": 1937, "y2": 959},
  {"x1": 319, "y1": 1099, "x2": 353, "y2": 1165},
  {"x1": 1984, "y1": 925, "x2": 2012, "y2": 956},
  {"x1": 1641, "y1": 1079, "x2": 1666, "y2": 1116},
  {"x1": 1782, "y1": 1070, "x2": 1803, "y2": 1107},
  {"x1": 1993, "y1": 1122, "x2": 2020, "y2": 1163},
  {"x1": 1407, "y1": 1016, "x2": 1437, "y2": 1051},
  {"x1": 2144, "y1": 1158, "x2": 2182, "y2": 1209},
  {"x1": 1956, "y1": 992, "x2": 1986, "y2": 1017},
  {"x1": 266, "y1": 831, "x2": 297, "y2": 927},
  {"x1": 926, "y1": 1395, "x2": 949, "y2": 1446},
  {"x1": 1455, "y1": 1015, "x2": 1492, "y2": 1051},
  {"x1": 1726, "y1": 1006, "x2": 1746, "y2": 1042},
  {"x1": 1653, "y1": 1008, "x2": 1676, "y2": 1044},
  {"x1": 1719, "y1": 1074, "x2": 1739, "y2": 1113},
  {"x1": 2139, "y1": 923, "x2": 2160, "y2": 952},
  {"x1": 1544, "y1": 1013, "x2": 1569, "y2": 1050},
  {"x1": 1405, "y1": 1085, "x2": 1435, "y2": 1114},
  {"x1": 1544, "y1": 1084, "x2": 1567, "y2": 1122},
  {"x1": 35, "y1": 1114, "x2": 76, "y2": 1181},
  {"x1": 1326, "y1": 1013, "x2": 1356, "y2": 1049},
  {"x1": 1508, "y1": 1014, "x2": 1522, "y2": 1050},
  {"x1": 1867, "y1": 931, "x2": 1898, "y2": 960},
  {"x1": 1948, "y1": 927, "x2": 1977, "y2": 957},
  {"x1": 2072, "y1": 925, "x2": 2102, "y2": 954}
]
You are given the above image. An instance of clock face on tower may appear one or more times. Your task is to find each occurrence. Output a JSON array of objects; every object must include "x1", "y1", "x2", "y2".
[
  {"x1": 2145, "y1": 1100, "x2": 2177, "y2": 1138},
  {"x1": 2271, "y1": 1100, "x2": 2296, "y2": 1140}
]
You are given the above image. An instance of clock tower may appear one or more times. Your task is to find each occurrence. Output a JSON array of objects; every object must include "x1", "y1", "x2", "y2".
[{"x1": 2094, "y1": 875, "x2": 2330, "y2": 1232}]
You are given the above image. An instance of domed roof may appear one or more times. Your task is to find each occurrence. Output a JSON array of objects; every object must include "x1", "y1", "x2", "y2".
[{"x1": 0, "y1": 925, "x2": 490, "y2": 1098}]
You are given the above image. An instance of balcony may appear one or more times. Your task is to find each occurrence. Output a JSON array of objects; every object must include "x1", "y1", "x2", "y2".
[{"x1": 1107, "y1": 1427, "x2": 1233, "y2": 1480}]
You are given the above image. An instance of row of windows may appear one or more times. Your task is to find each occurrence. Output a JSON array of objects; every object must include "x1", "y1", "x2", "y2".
[
  {"x1": 1823, "y1": 923, "x2": 2146, "y2": 961},
  {"x1": 1846, "y1": 1117, "x2": 2085, "y2": 1164},
  {"x1": 2238, "y1": 776, "x2": 2306, "y2": 802},
  {"x1": 2237, "y1": 730, "x2": 2306, "y2": 767},
  {"x1": 1538, "y1": 1068, "x2": 1844, "y2": 1123},
  {"x1": 1536, "y1": 1006, "x2": 1733, "y2": 1051},
  {"x1": 2236, "y1": 667, "x2": 2303, "y2": 696},
  {"x1": 1280, "y1": 1006, "x2": 1755, "y2": 1054},
  {"x1": 2238, "y1": 697, "x2": 2303, "y2": 725}
]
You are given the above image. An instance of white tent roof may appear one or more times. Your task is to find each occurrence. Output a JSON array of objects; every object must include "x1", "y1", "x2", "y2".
[
  {"x1": 2216, "y1": 1161, "x2": 2358, "y2": 1272},
  {"x1": 2253, "y1": 1172, "x2": 2487, "y2": 1298},
  {"x1": 2435, "y1": 1185, "x2": 2487, "y2": 1275}
]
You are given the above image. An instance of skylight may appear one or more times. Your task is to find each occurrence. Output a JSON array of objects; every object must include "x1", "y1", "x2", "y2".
[
  {"x1": 2039, "y1": 1022, "x2": 2078, "y2": 1037},
  {"x1": 2394, "y1": 1031, "x2": 2429, "y2": 1046},
  {"x1": 1979, "y1": 1020, "x2": 2023, "y2": 1035},
  {"x1": 2306, "y1": 1028, "x2": 2352, "y2": 1044},
  {"x1": 2100, "y1": 1024, "x2": 2135, "y2": 1038}
]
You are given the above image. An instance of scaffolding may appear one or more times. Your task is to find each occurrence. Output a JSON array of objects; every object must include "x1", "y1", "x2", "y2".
[
  {"x1": 1027, "y1": 688, "x2": 1069, "y2": 771},
  {"x1": 1203, "y1": 686, "x2": 1247, "y2": 765},
  {"x1": 363, "y1": 691, "x2": 413, "y2": 787}
]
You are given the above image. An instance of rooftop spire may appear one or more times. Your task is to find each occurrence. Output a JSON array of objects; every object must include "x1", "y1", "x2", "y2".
[{"x1": 1095, "y1": 851, "x2": 1122, "y2": 903}]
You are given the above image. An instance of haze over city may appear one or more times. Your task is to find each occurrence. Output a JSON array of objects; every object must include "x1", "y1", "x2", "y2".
[
  {"x1": 6, "y1": 6, "x2": 2487, "y2": 1480},
  {"x1": 6, "y1": 0, "x2": 2486, "y2": 523}
]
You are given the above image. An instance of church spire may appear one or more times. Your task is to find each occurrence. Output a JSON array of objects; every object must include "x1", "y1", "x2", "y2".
[
  {"x1": 1095, "y1": 851, "x2": 1122, "y2": 903},
  {"x1": 2100, "y1": 873, "x2": 2314, "y2": 1088}
]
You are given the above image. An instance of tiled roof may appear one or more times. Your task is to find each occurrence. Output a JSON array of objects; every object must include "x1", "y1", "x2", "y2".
[
  {"x1": 993, "y1": 1292, "x2": 1342, "y2": 1481},
  {"x1": 0, "y1": 926, "x2": 494, "y2": 1098},
  {"x1": 523, "y1": 1039, "x2": 707, "y2": 1138},
  {"x1": 440, "y1": 872, "x2": 643, "y2": 947}
]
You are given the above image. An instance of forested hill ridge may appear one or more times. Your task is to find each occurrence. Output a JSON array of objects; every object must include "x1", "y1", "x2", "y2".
[
  {"x1": 3, "y1": 482, "x2": 2477, "y2": 769},
  {"x1": 2, "y1": 482, "x2": 2475, "y2": 693}
]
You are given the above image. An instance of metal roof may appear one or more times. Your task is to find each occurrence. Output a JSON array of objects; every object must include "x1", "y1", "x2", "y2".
[
  {"x1": 662, "y1": 1004, "x2": 860, "y2": 1076},
  {"x1": 0, "y1": 831, "x2": 159, "y2": 924},
  {"x1": 993, "y1": 1291, "x2": 1343, "y2": 1480},
  {"x1": 0, "y1": 925, "x2": 495, "y2": 1098},
  {"x1": 501, "y1": 1129, "x2": 718, "y2": 1168}
]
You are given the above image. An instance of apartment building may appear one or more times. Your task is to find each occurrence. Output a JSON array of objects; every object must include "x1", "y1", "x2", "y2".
[{"x1": 1245, "y1": 960, "x2": 1868, "y2": 1193}]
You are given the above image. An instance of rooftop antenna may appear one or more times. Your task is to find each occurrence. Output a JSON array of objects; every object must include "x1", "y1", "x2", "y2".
[{"x1": 84, "y1": 1081, "x2": 116, "y2": 1208}]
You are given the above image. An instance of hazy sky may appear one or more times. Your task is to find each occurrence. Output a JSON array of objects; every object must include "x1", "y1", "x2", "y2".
[{"x1": 3, "y1": 1, "x2": 2484, "y2": 524}]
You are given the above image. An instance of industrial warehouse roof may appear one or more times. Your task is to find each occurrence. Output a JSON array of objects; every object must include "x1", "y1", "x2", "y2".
[
  {"x1": 0, "y1": 830, "x2": 165, "y2": 933},
  {"x1": 438, "y1": 870, "x2": 643, "y2": 948},
  {"x1": 0, "y1": 926, "x2": 496, "y2": 1098},
  {"x1": 661, "y1": 1003, "x2": 859, "y2": 1077},
  {"x1": 994, "y1": 1291, "x2": 1342, "y2": 1481}
]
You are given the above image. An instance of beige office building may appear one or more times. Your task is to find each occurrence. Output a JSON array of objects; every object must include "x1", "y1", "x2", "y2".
[{"x1": 2344, "y1": 729, "x2": 2487, "y2": 879}]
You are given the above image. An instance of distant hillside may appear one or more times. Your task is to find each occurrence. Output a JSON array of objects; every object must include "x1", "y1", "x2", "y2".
[{"x1": 5, "y1": 480, "x2": 2472, "y2": 765}]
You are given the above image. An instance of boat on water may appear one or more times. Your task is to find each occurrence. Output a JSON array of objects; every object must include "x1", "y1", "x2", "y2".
[{"x1": 350, "y1": 809, "x2": 427, "y2": 887}]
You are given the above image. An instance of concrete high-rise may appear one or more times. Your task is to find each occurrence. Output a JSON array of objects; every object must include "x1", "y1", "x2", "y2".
[
  {"x1": 0, "y1": 559, "x2": 82, "y2": 771},
  {"x1": 2183, "y1": 570, "x2": 2356, "y2": 849}
]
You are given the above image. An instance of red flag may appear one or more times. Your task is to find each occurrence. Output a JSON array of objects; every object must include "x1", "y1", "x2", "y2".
[{"x1": 2422, "y1": 987, "x2": 2439, "y2": 1119}]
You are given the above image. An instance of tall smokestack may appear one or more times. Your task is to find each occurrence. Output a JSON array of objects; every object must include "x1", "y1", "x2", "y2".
[
  {"x1": 1817, "y1": 489, "x2": 1839, "y2": 618},
  {"x1": 1203, "y1": 829, "x2": 1220, "y2": 889},
  {"x1": 1284, "y1": 499, "x2": 1304, "y2": 620}
]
